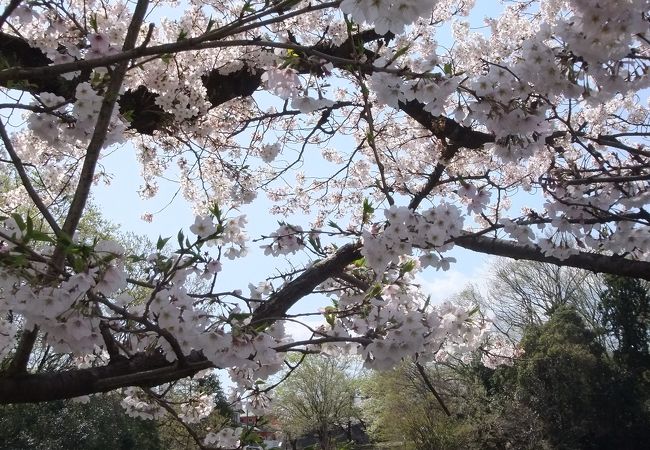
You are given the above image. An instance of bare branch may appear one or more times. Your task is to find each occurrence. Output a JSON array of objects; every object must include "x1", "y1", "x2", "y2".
[{"x1": 456, "y1": 234, "x2": 650, "y2": 281}]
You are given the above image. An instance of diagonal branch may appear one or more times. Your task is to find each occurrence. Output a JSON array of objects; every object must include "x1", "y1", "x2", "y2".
[
  {"x1": 415, "y1": 361, "x2": 451, "y2": 417},
  {"x1": 0, "y1": 121, "x2": 62, "y2": 235},
  {"x1": 57, "y1": 0, "x2": 150, "y2": 257},
  {"x1": 251, "y1": 242, "x2": 362, "y2": 324}
]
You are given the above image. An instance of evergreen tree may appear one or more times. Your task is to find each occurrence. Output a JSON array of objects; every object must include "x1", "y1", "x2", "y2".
[
  {"x1": 517, "y1": 307, "x2": 650, "y2": 450},
  {"x1": 599, "y1": 275, "x2": 650, "y2": 373}
]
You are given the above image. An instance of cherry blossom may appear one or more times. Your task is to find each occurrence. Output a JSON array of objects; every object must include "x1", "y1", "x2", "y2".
[{"x1": 0, "y1": 1, "x2": 648, "y2": 445}]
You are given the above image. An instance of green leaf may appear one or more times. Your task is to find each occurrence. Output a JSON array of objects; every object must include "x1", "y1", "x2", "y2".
[
  {"x1": 177, "y1": 230, "x2": 184, "y2": 249},
  {"x1": 392, "y1": 44, "x2": 411, "y2": 60},
  {"x1": 26, "y1": 215, "x2": 33, "y2": 235},
  {"x1": 209, "y1": 203, "x2": 221, "y2": 222},
  {"x1": 400, "y1": 259, "x2": 416, "y2": 276},
  {"x1": 156, "y1": 235, "x2": 170, "y2": 251},
  {"x1": 323, "y1": 306, "x2": 337, "y2": 327},
  {"x1": 362, "y1": 198, "x2": 374, "y2": 224},
  {"x1": 443, "y1": 62, "x2": 453, "y2": 76},
  {"x1": 205, "y1": 17, "x2": 215, "y2": 33},
  {"x1": 365, "y1": 283, "x2": 382, "y2": 299},
  {"x1": 11, "y1": 213, "x2": 25, "y2": 231},
  {"x1": 352, "y1": 257, "x2": 366, "y2": 267},
  {"x1": 308, "y1": 233, "x2": 322, "y2": 252},
  {"x1": 122, "y1": 109, "x2": 135, "y2": 123},
  {"x1": 327, "y1": 220, "x2": 344, "y2": 233},
  {"x1": 70, "y1": 255, "x2": 86, "y2": 273},
  {"x1": 177, "y1": 30, "x2": 188, "y2": 41},
  {"x1": 30, "y1": 230, "x2": 53, "y2": 243},
  {"x1": 127, "y1": 254, "x2": 145, "y2": 263},
  {"x1": 89, "y1": 13, "x2": 98, "y2": 32}
]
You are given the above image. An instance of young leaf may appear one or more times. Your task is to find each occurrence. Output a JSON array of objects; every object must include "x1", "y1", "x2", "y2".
[
  {"x1": 156, "y1": 235, "x2": 171, "y2": 251},
  {"x1": 11, "y1": 213, "x2": 25, "y2": 231},
  {"x1": 362, "y1": 198, "x2": 375, "y2": 224},
  {"x1": 177, "y1": 229, "x2": 184, "y2": 249}
]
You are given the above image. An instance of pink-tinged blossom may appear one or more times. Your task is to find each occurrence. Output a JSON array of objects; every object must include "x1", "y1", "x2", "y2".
[
  {"x1": 261, "y1": 224, "x2": 305, "y2": 256},
  {"x1": 190, "y1": 215, "x2": 217, "y2": 239},
  {"x1": 340, "y1": 0, "x2": 438, "y2": 34},
  {"x1": 87, "y1": 33, "x2": 111, "y2": 53},
  {"x1": 259, "y1": 143, "x2": 281, "y2": 163},
  {"x1": 261, "y1": 68, "x2": 302, "y2": 99},
  {"x1": 95, "y1": 264, "x2": 127, "y2": 295},
  {"x1": 38, "y1": 92, "x2": 66, "y2": 108},
  {"x1": 204, "y1": 427, "x2": 242, "y2": 448},
  {"x1": 481, "y1": 338, "x2": 524, "y2": 369},
  {"x1": 206, "y1": 259, "x2": 222, "y2": 275},
  {"x1": 121, "y1": 388, "x2": 166, "y2": 420}
]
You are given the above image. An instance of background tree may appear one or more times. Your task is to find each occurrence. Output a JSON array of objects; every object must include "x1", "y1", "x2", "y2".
[
  {"x1": 360, "y1": 262, "x2": 650, "y2": 450},
  {"x1": 361, "y1": 361, "x2": 465, "y2": 450},
  {"x1": 273, "y1": 355, "x2": 360, "y2": 450},
  {"x1": 599, "y1": 275, "x2": 650, "y2": 374},
  {"x1": 516, "y1": 306, "x2": 650, "y2": 450},
  {"x1": 361, "y1": 357, "x2": 551, "y2": 450},
  {"x1": 0, "y1": 394, "x2": 161, "y2": 450},
  {"x1": 464, "y1": 258, "x2": 603, "y2": 340}
]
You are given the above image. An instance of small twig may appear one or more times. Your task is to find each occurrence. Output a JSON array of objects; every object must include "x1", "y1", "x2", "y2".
[
  {"x1": 0, "y1": 0, "x2": 22, "y2": 30},
  {"x1": 143, "y1": 387, "x2": 209, "y2": 450},
  {"x1": 0, "y1": 121, "x2": 62, "y2": 236}
]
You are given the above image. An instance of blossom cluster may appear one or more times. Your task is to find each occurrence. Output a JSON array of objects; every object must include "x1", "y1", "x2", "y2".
[
  {"x1": 204, "y1": 427, "x2": 242, "y2": 448},
  {"x1": 261, "y1": 224, "x2": 306, "y2": 256},
  {"x1": 321, "y1": 278, "x2": 491, "y2": 370},
  {"x1": 481, "y1": 336, "x2": 525, "y2": 370},
  {"x1": 340, "y1": 0, "x2": 439, "y2": 34},
  {"x1": 0, "y1": 0, "x2": 648, "y2": 434},
  {"x1": 362, "y1": 204, "x2": 464, "y2": 276},
  {"x1": 121, "y1": 388, "x2": 166, "y2": 420}
]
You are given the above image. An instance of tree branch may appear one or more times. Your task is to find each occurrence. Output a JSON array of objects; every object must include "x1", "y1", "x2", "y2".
[
  {"x1": 56, "y1": 0, "x2": 149, "y2": 263},
  {"x1": 0, "y1": 121, "x2": 62, "y2": 235},
  {"x1": 415, "y1": 361, "x2": 451, "y2": 417},
  {"x1": 251, "y1": 242, "x2": 362, "y2": 324},
  {"x1": 3, "y1": 326, "x2": 38, "y2": 376},
  {"x1": 0, "y1": 350, "x2": 212, "y2": 403},
  {"x1": 455, "y1": 234, "x2": 650, "y2": 281}
]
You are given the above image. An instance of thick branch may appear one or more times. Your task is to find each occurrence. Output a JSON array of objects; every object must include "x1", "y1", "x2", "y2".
[
  {"x1": 251, "y1": 243, "x2": 362, "y2": 323},
  {"x1": 455, "y1": 234, "x2": 650, "y2": 281},
  {"x1": 398, "y1": 100, "x2": 494, "y2": 149},
  {"x1": 0, "y1": 350, "x2": 212, "y2": 404},
  {"x1": 4, "y1": 326, "x2": 38, "y2": 376},
  {"x1": 0, "y1": 30, "x2": 495, "y2": 149}
]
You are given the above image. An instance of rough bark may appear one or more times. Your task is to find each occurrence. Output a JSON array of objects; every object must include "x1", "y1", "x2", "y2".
[
  {"x1": 455, "y1": 234, "x2": 650, "y2": 281},
  {"x1": 0, "y1": 350, "x2": 212, "y2": 403}
]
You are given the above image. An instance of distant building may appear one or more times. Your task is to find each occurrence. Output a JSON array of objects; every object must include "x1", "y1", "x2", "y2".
[{"x1": 234, "y1": 412, "x2": 283, "y2": 448}]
